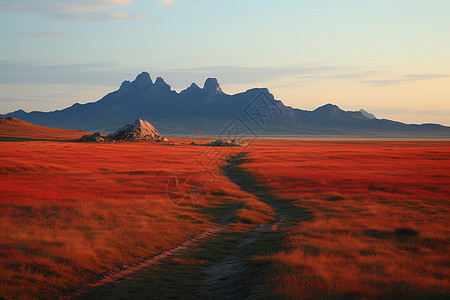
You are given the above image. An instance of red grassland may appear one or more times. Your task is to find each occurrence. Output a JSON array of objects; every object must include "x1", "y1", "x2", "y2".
[
  {"x1": 244, "y1": 140, "x2": 450, "y2": 298},
  {"x1": 0, "y1": 140, "x2": 246, "y2": 299},
  {"x1": 1, "y1": 137, "x2": 449, "y2": 299},
  {"x1": 0, "y1": 118, "x2": 90, "y2": 140}
]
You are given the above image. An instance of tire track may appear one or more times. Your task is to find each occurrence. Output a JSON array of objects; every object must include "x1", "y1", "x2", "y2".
[
  {"x1": 63, "y1": 201, "x2": 240, "y2": 299},
  {"x1": 63, "y1": 152, "x2": 310, "y2": 299},
  {"x1": 62, "y1": 225, "x2": 226, "y2": 299},
  {"x1": 200, "y1": 152, "x2": 310, "y2": 299}
]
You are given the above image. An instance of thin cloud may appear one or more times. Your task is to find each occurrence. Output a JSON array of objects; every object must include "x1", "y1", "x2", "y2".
[
  {"x1": 22, "y1": 31, "x2": 65, "y2": 38},
  {"x1": 158, "y1": 0, "x2": 174, "y2": 6},
  {"x1": 0, "y1": 61, "x2": 375, "y2": 88},
  {"x1": 0, "y1": 98, "x2": 53, "y2": 103},
  {"x1": 369, "y1": 108, "x2": 450, "y2": 117},
  {"x1": 151, "y1": 65, "x2": 378, "y2": 89},
  {"x1": 361, "y1": 74, "x2": 449, "y2": 87},
  {"x1": 0, "y1": 0, "x2": 147, "y2": 22},
  {"x1": 69, "y1": 11, "x2": 147, "y2": 22},
  {"x1": 0, "y1": 60, "x2": 134, "y2": 86}
]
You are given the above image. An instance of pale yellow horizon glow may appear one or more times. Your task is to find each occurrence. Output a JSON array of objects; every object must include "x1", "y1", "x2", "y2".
[{"x1": 225, "y1": 75, "x2": 450, "y2": 126}]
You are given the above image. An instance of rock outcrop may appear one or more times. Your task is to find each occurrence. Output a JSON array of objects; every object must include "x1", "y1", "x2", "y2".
[
  {"x1": 203, "y1": 78, "x2": 223, "y2": 96},
  {"x1": 107, "y1": 119, "x2": 161, "y2": 141},
  {"x1": 79, "y1": 119, "x2": 167, "y2": 142},
  {"x1": 205, "y1": 139, "x2": 248, "y2": 147},
  {"x1": 81, "y1": 132, "x2": 104, "y2": 142}
]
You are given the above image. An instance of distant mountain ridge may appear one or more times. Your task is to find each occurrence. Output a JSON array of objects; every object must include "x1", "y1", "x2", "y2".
[
  {"x1": 2, "y1": 72, "x2": 449, "y2": 137},
  {"x1": 359, "y1": 109, "x2": 376, "y2": 119}
]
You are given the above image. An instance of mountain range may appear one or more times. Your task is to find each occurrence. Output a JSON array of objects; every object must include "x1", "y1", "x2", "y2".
[{"x1": 2, "y1": 72, "x2": 449, "y2": 137}]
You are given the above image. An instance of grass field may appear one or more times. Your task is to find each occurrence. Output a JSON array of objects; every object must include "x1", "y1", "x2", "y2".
[
  {"x1": 0, "y1": 140, "x2": 255, "y2": 299},
  {"x1": 0, "y1": 139, "x2": 449, "y2": 299},
  {"x1": 245, "y1": 140, "x2": 450, "y2": 299}
]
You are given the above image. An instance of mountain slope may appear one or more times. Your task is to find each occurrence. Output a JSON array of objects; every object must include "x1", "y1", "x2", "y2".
[
  {"x1": 0, "y1": 117, "x2": 89, "y2": 140},
  {"x1": 2, "y1": 72, "x2": 449, "y2": 137}
]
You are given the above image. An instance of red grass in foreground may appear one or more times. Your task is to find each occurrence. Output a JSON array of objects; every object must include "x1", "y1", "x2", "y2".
[
  {"x1": 0, "y1": 141, "x2": 251, "y2": 299},
  {"x1": 245, "y1": 140, "x2": 450, "y2": 298},
  {"x1": 1, "y1": 139, "x2": 448, "y2": 299}
]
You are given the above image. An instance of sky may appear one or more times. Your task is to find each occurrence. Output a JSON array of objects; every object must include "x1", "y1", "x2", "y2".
[{"x1": 1, "y1": 0, "x2": 449, "y2": 125}]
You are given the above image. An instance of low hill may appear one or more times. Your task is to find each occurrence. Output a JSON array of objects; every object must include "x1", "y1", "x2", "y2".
[{"x1": 0, "y1": 117, "x2": 89, "y2": 141}]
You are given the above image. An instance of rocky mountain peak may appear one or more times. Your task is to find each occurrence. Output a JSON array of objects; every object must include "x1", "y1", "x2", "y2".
[
  {"x1": 119, "y1": 80, "x2": 132, "y2": 91},
  {"x1": 314, "y1": 103, "x2": 341, "y2": 112},
  {"x1": 180, "y1": 83, "x2": 202, "y2": 95},
  {"x1": 359, "y1": 109, "x2": 376, "y2": 119},
  {"x1": 203, "y1": 78, "x2": 223, "y2": 95},
  {"x1": 132, "y1": 72, "x2": 153, "y2": 88},
  {"x1": 189, "y1": 82, "x2": 201, "y2": 90},
  {"x1": 154, "y1": 77, "x2": 171, "y2": 90}
]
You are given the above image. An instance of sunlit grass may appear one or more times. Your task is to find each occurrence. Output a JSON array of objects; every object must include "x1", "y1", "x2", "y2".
[
  {"x1": 246, "y1": 140, "x2": 450, "y2": 298},
  {"x1": 0, "y1": 141, "x2": 244, "y2": 299},
  {"x1": 2, "y1": 140, "x2": 448, "y2": 299}
]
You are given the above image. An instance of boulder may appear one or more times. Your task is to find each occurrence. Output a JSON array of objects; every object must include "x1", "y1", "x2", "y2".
[
  {"x1": 81, "y1": 134, "x2": 104, "y2": 142},
  {"x1": 156, "y1": 137, "x2": 169, "y2": 142},
  {"x1": 205, "y1": 139, "x2": 248, "y2": 147}
]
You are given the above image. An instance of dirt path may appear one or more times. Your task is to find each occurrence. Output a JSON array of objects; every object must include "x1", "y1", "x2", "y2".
[
  {"x1": 200, "y1": 219, "x2": 286, "y2": 299},
  {"x1": 65, "y1": 152, "x2": 310, "y2": 299},
  {"x1": 64, "y1": 226, "x2": 226, "y2": 299},
  {"x1": 200, "y1": 152, "x2": 309, "y2": 299},
  {"x1": 64, "y1": 202, "x2": 239, "y2": 299}
]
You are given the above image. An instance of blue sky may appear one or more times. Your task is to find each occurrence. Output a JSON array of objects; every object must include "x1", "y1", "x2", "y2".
[{"x1": 1, "y1": 0, "x2": 449, "y2": 125}]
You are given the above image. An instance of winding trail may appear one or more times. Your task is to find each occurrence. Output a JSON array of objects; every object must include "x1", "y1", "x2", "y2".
[
  {"x1": 200, "y1": 152, "x2": 310, "y2": 299},
  {"x1": 64, "y1": 203, "x2": 239, "y2": 299},
  {"x1": 65, "y1": 226, "x2": 227, "y2": 299},
  {"x1": 64, "y1": 152, "x2": 310, "y2": 299}
]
